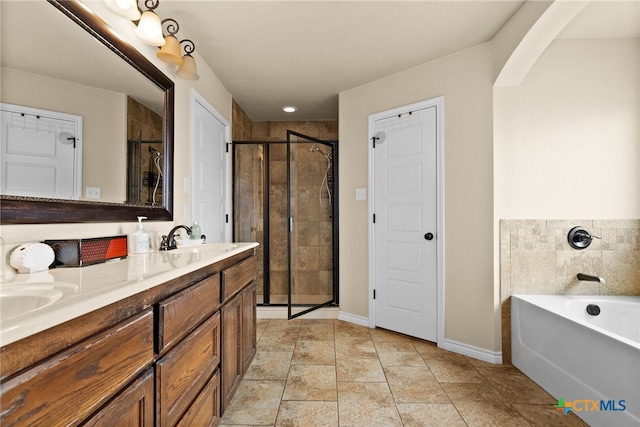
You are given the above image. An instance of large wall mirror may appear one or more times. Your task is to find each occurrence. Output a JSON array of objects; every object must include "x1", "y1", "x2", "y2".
[{"x1": 0, "y1": 0, "x2": 174, "y2": 224}]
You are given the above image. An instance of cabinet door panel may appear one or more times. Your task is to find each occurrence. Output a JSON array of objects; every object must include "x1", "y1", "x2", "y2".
[
  {"x1": 83, "y1": 368, "x2": 154, "y2": 426},
  {"x1": 221, "y1": 295, "x2": 242, "y2": 413},
  {"x1": 0, "y1": 310, "x2": 153, "y2": 427},
  {"x1": 156, "y1": 311, "x2": 220, "y2": 427},
  {"x1": 241, "y1": 282, "x2": 257, "y2": 374},
  {"x1": 157, "y1": 273, "x2": 220, "y2": 353}
]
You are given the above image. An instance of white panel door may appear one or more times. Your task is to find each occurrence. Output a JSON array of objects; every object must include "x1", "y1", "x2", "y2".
[
  {"x1": 373, "y1": 106, "x2": 437, "y2": 341},
  {"x1": 1, "y1": 106, "x2": 80, "y2": 199},
  {"x1": 192, "y1": 99, "x2": 227, "y2": 243}
]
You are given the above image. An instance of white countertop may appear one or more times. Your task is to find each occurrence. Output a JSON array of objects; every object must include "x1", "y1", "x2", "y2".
[{"x1": 0, "y1": 242, "x2": 258, "y2": 347}]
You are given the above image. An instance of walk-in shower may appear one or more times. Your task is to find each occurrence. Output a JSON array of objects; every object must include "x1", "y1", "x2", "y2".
[{"x1": 233, "y1": 131, "x2": 338, "y2": 318}]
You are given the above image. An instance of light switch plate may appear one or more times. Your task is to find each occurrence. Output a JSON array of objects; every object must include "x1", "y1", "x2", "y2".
[{"x1": 356, "y1": 188, "x2": 366, "y2": 200}]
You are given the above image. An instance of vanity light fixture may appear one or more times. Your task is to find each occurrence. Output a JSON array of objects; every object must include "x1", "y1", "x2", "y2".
[
  {"x1": 176, "y1": 40, "x2": 200, "y2": 80},
  {"x1": 105, "y1": 0, "x2": 199, "y2": 80},
  {"x1": 105, "y1": 0, "x2": 141, "y2": 20},
  {"x1": 156, "y1": 19, "x2": 183, "y2": 66},
  {"x1": 283, "y1": 106, "x2": 297, "y2": 113},
  {"x1": 134, "y1": 0, "x2": 165, "y2": 46}
]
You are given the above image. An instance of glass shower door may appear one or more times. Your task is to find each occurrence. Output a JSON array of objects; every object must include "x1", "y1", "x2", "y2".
[{"x1": 286, "y1": 130, "x2": 337, "y2": 319}]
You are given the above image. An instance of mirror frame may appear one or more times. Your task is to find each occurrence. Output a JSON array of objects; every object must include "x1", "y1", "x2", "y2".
[{"x1": 0, "y1": 0, "x2": 174, "y2": 224}]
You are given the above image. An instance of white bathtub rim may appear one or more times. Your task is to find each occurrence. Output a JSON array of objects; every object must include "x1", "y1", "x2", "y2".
[{"x1": 511, "y1": 294, "x2": 640, "y2": 351}]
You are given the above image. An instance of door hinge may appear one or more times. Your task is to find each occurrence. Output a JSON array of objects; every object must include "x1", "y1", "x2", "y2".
[
  {"x1": 373, "y1": 289, "x2": 376, "y2": 299},
  {"x1": 371, "y1": 136, "x2": 377, "y2": 148},
  {"x1": 225, "y1": 214, "x2": 229, "y2": 223},
  {"x1": 226, "y1": 142, "x2": 230, "y2": 153},
  {"x1": 373, "y1": 213, "x2": 376, "y2": 223}
]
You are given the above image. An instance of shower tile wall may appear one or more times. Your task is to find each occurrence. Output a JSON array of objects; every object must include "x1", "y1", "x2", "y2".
[
  {"x1": 127, "y1": 97, "x2": 162, "y2": 142},
  {"x1": 500, "y1": 219, "x2": 640, "y2": 362},
  {"x1": 235, "y1": 144, "x2": 265, "y2": 292},
  {"x1": 231, "y1": 99, "x2": 338, "y2": 304},
  {"x1": 253, "y1": 120, "x2": 338, "y2": 141},
  {"x1": 267, "y1": 143, "x2": 334, "y2": 303}
]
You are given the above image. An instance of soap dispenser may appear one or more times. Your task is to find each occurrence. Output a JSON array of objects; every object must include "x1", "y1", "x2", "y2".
[
  {"x1": 191, "y1": 221, "x2": 202, "y2": 240},
  {"x1": 129, "y1": 216, "x2": 150, "y2": 254}
]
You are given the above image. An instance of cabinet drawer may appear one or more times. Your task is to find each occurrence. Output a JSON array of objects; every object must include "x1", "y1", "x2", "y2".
[
  {"x1": 157, "y1": 273, "x2": 220, "y2": 353},
  {"x1": 221, "y1": 256, "x2": 255, "y2": 303},
  {"x1": 156, "y1": 311, "x2": 221, "y2": 427},
  {"x1": 176, "y1": 369, "x2": 221, "y2": 427},
  {"x1": 83, "y1": 368, "x2": 155, "y2": 427},
  {"x1": 0, "y1": 310, "x2": 153, "y2": 427}
]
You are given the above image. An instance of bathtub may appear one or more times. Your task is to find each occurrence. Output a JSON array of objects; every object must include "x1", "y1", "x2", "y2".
[{"x1": 512, "y1": 294, "x2": 640, "y2": 427}]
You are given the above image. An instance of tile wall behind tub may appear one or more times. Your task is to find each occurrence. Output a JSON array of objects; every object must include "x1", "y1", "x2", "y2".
[{"x1": 500, "y1": 219, "x2": 640, "y2": 363}]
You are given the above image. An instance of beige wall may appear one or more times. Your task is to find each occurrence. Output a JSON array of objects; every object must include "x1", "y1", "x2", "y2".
[
  {"x1": 2, "y1": 67, "x2": 127, "y2": 203},
  {"x1": 339, "y1": 43, "x2": 497, "y2": 351},
  {"x1": 495, "y1": 38, "x2": 640, "y2": 220}
]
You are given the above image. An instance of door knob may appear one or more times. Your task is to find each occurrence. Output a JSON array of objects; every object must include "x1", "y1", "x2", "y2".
[{"x1": 424, "y1": 233, "x2": 434, "y2": 240}]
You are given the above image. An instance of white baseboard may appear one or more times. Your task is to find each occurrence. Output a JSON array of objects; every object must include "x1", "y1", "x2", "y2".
[
  {"x1": 441, "y1": 338, "x2": 503, "y2": 364},
  {"x1": 337, "y1": 311, "x2": 370, "y2": 327},
  {"x1": 257, "y1": 306, "x2": 340, "y2": 319}
]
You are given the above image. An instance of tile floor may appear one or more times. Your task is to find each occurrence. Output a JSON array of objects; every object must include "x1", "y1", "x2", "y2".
[{"x1": 220, "y1": 319, "x2": 588, "y2": 426}]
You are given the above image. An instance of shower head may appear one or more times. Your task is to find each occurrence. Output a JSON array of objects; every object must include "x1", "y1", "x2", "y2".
[
  {"x1": 149, "y1": 147, "x2": 162, "y2": 159},
  {"x1": 309, "y1": 145, "x2": 330, "y2": 159}
]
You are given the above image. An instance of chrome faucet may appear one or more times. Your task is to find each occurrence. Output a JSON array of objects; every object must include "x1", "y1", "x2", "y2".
[
  {"x1": 160, "y1": 225, "x2": 192, "y2": 251},
  {"x1": 577, "y1": 273, "x2": 605, "y2": 284}
]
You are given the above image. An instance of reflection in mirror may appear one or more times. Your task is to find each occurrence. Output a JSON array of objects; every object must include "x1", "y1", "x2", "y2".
[{"x1": 0, "y1": 0, "x2": 174, "y2": 223}]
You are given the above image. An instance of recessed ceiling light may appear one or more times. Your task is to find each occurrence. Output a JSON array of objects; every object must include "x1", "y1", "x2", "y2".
[{"x1": 282, "y1": 106, "x2": 297, "y2": 113}]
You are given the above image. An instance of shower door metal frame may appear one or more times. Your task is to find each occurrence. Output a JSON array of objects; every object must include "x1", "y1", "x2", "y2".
[
  {"x1": 286, "y1": 130, "x2": 339, "y2": 319},
  {"x1": 231, "y1": 135, "x2": 339, "y2": 318}
]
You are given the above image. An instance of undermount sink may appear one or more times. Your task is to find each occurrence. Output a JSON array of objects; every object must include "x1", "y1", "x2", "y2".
[{"x1": 0, "y1": 283, "x2": 78, "y2": 321}]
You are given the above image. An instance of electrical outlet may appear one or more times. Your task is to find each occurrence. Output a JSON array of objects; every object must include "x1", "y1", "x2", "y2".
[
  {"x1": 86, "y1": 187, "x2": 101, "y2": 199},
  {"x1": 356, "y1": 188, "x2": 367, "y2": 201}
]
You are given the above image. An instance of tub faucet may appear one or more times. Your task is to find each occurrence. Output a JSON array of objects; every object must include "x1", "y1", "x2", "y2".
[
  {"x1": 160, "y1": 225, "x2": 192, "y2": 251},
  {"x1": 577, "y1": 273, "x2": 605, "y2": 284}
]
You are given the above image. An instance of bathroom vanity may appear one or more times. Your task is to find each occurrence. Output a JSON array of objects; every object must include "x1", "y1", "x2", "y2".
[{"x1": 0, "y1": 242, "x2": 258, "y2": 426}]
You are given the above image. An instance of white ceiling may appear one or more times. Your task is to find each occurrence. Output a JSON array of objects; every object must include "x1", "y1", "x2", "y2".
[
  {"x1": 157, "y1": 0, "x2": 526, "y2": 120},
  {"x1": 3, "y1": 1, "x2": 638, "y2": 122}
]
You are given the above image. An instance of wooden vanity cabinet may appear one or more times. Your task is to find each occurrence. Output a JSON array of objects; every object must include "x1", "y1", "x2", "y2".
[
  {"x1": 0, "y1": 251, "x2": 256, "y2": 427},
  {"x1": 221, "y1": 257, "x2": 257, "y2": 413}
]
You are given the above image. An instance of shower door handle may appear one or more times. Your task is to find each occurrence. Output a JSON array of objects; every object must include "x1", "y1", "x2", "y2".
[{"x1": 289, "y1": 217, "x2": 293, "y2": 232}]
